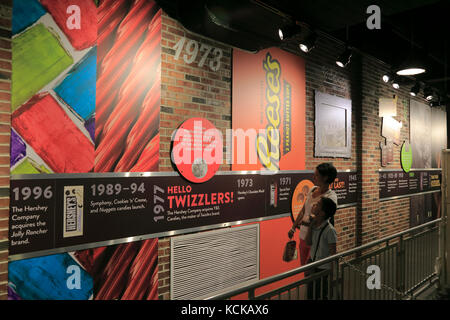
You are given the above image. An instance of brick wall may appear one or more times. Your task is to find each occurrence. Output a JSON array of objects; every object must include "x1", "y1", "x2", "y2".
[
  {"x1": 157, "y1": 237, "x2": 170, "y2": 300},
  {"x1": 0, "y1": 0, "x2": 10, "y2": 301},
  {"x1": 359, "y1": 55, "x2": 438, "y2": 240},
  {"x1": 376, "y1": 63, "x2": 411, "y2": 239},
  {"x1": 155, "y1": 10, "x2": 430, "y2": 299},
  {"x1": 158, "y1": 11, "x2": 232, "y2": 299},
  {"x1": 159, "y1": 12, "x2": 232, "y2": 173},
  {"x1": 302, "y1": 36, "x2": 356, "y2": 253},
  {"x1": 358, "y1": 54, "x2": 383, "y2": 245},
  {"x1": 156, "y1": 13, "x2": 361, "y2": 299}
]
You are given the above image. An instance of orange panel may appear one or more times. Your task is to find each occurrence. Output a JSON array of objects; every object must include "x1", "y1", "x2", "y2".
[{"x1": 232, "y1": 47, "x2": 306, "y2": 171}]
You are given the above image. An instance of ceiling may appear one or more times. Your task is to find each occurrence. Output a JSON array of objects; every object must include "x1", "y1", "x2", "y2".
[{"x1": 155, "y1": 0, "x2": 449, "y2": 100}]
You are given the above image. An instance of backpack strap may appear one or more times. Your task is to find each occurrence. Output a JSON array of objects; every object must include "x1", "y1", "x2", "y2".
[{"x1": 312, "y1": 222, "x2": 329, "y2": 261}]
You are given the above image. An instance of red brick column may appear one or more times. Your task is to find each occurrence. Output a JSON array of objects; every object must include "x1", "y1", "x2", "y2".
[
  {"x1": 158, "y1": 11, "x2": 232, "y2": 300},
  {"x1": 357, "y1": 53, "x2": 416, "y2": 244},
  {"x1": 0, "y1": 0, "x2": 11, "y2": 300},
  {"x1": 303, "y1": 38, "x2": 357, "y2": 252}
]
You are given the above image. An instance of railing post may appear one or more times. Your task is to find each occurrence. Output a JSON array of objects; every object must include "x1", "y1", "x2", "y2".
[
  {"x1": 439, "y1": 215, "x2": 448, "y2": 287},
  {"x1": 442, "y1": 149, "x2": 450, "y2": 286},
  {"x1": 396, "y1": 235, "x2": 405, "y2": 299},
  {"x1": 329, "y1": 260, "x2": 335, "y2": 300},
  {"x1": 339, "y1": 261, "x2": 345, "y2": 300},
  {"x1": 332, "y1": 259, "x2": 340, "y2": 300}
]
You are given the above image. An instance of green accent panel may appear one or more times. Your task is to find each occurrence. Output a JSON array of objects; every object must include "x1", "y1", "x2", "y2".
[
  {"x1": 12, "y1": 23, "x2": 73, "y2": 110},
  {"x1": 12, "y1": 158, "x2": 51, "y2": 174},
  {"x1": 401, "y1": 141, "x2": 413, "y2": 173}
]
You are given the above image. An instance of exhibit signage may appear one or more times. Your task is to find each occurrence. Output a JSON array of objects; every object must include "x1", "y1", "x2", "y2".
[
  {"x1": 9, "y1": 170, "x2": 358, "y2": 259},
  {"x1": 379, "y1": 169, "x2": 441, "y2": 200}
]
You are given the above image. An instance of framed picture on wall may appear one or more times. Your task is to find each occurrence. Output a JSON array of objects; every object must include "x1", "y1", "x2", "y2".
[
  {"x1": 410, "y1": 100, "x2": 447, "y2": 169},
  {"x1": 431, "y1": 107, "x2": 447, "y2": 168},
  {"x1": 410, "y1": 100, "x2": 432, "y2": 168},
  {"x1": 314, "y1": 91, "x2": 352, "y2": 158}
]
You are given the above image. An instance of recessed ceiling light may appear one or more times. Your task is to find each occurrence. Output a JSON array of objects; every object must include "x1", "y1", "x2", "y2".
[
  {"x1": 396, "y1": 51, "x2": 426, "y2": 75},
  {"x1": 397, "y1": 68, "x2": 426, "y2": 76}
]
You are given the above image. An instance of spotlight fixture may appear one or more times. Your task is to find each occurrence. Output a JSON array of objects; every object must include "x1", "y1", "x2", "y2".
[
  {"x1": 278, "y1": 24, "x2": 300, "y2": 41},
  {"x1": 382, "y1": 73, "x2": 392, "y2": 83},
  {"x1": 424, "y1": 87, "x2": 433, "y2": 101},
  {"x1": 278, "y1": 28, "x2": 285, "y2": 40},
  {"x1": 429, "y1": 95, "x2": 445, "y2": 107},
  {"x1": 392, "y1": 78, "x2": 400, "y2": 89},
  {"x1": 336, "y1": 47, "x2": 352, "y2": 68},
  {"x1": 430, "y1": 99, "x2": 441, "y2": 107},
  {"x1": 430, "y1": 95, "x2": 448, "y2": 107},
  {"x1": 410, "y1": 82, "x2": 420, "y2": 96},
  {"x1": 299, "y1": 32, "x2": 317, "y2": 53},
  {"x1": 396, "y1": 50, "x2": 426, "y2": 76}
]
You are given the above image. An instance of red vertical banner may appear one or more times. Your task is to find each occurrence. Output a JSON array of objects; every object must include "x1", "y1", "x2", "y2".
[
  {"x1": 93, "y1": 0, "x2": 161, "y2": 300},
  {"x1": 232, "y1": 47, "x2": 306, "y2": 294},
  {"x1": 232, "y1": 47, "x2": 305, "y2": 171},
  {"x1": 95, "y1": 0, "x2": 161, "y2": 173}
]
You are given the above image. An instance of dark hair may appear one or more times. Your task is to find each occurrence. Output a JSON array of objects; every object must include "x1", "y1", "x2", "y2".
[
  {"x1": 316, "y1": 163, "x2": 337, "y2": 184},
  {"x1": 321, "y1": 197, "x2": 337, "y2": 220}
]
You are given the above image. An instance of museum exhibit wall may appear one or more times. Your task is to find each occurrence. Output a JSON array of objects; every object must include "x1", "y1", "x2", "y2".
[
  {"x1": 0, "y1": 0, "x2": 446, "y2": 300},
  {"x1": 156, "y1": 12, "x2": 446, "y2": 299}
]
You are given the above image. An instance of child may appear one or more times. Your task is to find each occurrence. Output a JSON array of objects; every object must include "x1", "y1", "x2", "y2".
[{"x1": 305, "y1": 197, "x2": 337, "y2": 299}]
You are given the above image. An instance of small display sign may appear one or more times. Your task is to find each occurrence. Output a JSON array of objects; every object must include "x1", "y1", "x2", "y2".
[
  {"x1": 379, "y1": 169, "x2": 441, "y2": 200},
  {"x1": 172, "y1": 118, "x2": 222, "y2": 183}
]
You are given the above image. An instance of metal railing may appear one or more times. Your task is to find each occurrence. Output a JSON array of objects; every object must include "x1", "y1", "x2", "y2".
[{"x1": 205, "y1": 218, "x2": 442, "y2": 300}]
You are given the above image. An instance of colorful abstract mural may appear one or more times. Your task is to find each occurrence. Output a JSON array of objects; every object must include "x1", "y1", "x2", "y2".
[
  {"x1": 11, "y1": 0, "x2": 96, "y2": 173},
  {"x1": 9, "y1": 238, "x2": 158, "y2": 300}
]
